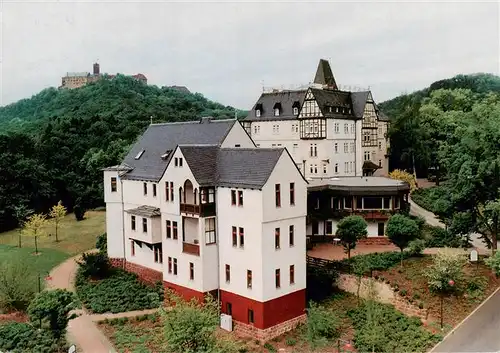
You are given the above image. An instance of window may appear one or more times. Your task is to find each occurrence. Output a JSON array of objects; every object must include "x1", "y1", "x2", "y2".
[
  {"x1": 334, "y1": 123, "x2": 339, "y2": 133},
  {"x1": 168, "y1": 257, "x2": 172, "y2": 273},
  {"x1": 173, "y1": 258, "x2": 178, "y2": 275},
  {"x1": 153, "y1": 184, "x2": 157, "y2": 197},
  {"x1": 289, "y1": 182, "x2": 295, "y2": 206},
  {"x1": 239, "y1": 227, "x2": 245, "y2": 248},
  {"x1": 231, "y1": 190, "x2": 236, "y2": 206},
  {"x1": 235, "y1": 144, "x2": 241, "y2": 147},
  {"x1": 293, "y1": 107, "x2": 299, "y2": 115},
  {"x1": 225, "y1": 264, "x2": 230, "y2": 283},
  {"x1": 334, "y1": 143, "x2": 338, "y2": 153},
  {"x1": 350, "y1": 142, "x2": 355, "y2": 153},
  {"x1": 379, "y1": 141, "x2": 382, "y2": 151},
  {"x1": 309, "y1": 164, "x2": 313, "y2": 174},
  {"x1": 275, "y1": 269, "x2": 281, "y2": 288},
  {"x1": 344, "y1": 142, "x2": 348, "y2": 153},
  {"x1": 131, "y1": 240, "x2": 135, "y2": 256},
  {"x1": 274, "y1": 108, "x2": 280, "y2": 116},
  {"x1": 275, "y1": 228, "x2": 280, "y2": 249},
  {"x1": 174, "y1": 157, "x2": 179, "y2": 167},
  {"x1": 310, "y1": 144, "x2": 317, "y2": 157},
  {"x1": 379, "y1": 159, "x2": 382, "y2": 167},
  {"x1": 247, "y1": 270, "x2": 252, "y2": 288},
  {"x1": 226, "y1": 303, "x2": 232, "y2": 315},
  {"x1": 131, "y1": 216, "x2": 136, "y2": 231},
  {"x1": 166, "y1": 220, "x2": 171, "y2": 238},
  {"x1": 111, "y1": 177, "x2": 117, "y2": 192},
  {"x1": 189, "y1": 262, "x2": 194, "y2": 280},
  {"x1": 205, "y1": 218, "x2": 216, "y2": 244},
  {"x1": 165, "y1": 182, "x2": 169, "y2": 201},
  {"x1": 232, "y1": 226, "x2": 237, "y2": 247},
  {"x1": 326, "y1": 221, "x2": 333, "y2": 234},
  {"x1": 154, "y1": 244, "x2": 163, "y2": 263},
  {"x1": 238, "y1": 191, "x2": 243, "y2": 206},
  {"x1": 275, "y1": 184, "x2": 281, "y2": 207},
  {"x1": 372, "y1": 151, "x2": 376, "y2": 161},
  {"x1": 248, "y1": 309, "x2": 254, "y2": 324},
  {"x1": 173, "y1": 221, "x2": 178, "y2": 240},
  {"x1": 290, "y1": 265, "x2": 295, "y2": 285},
  {"x1": 289, "y1": 225, "x2": 294, "y2": 246},
  {"x1": 170, "y1": 182, "x2": 174, "y2": 201},
  {"x1": 351, "y1": 123, "x2": 355, "y2": 134},
  {"x1": 293, "y1": 143, "x2": 298, "y2": 153},
  {"x1": 143, "y1": 182, "x2": 148, "y2": 195},
  {"x1": 334, "y1": 163, "x2": 338, "y2": 174},
  {"x1": 323, "y1": 164, "x2": 327, "y2": 174},
  {"x1": 142, "y1": 218, "x2": 147, "y2": 233},
  {"x1": 345, "y1": 162, "x2": 349, "y2": 173},
  {"x1": 256, "y1": 109, "x2": 261, "y2": 117},
  {"x1": 179, "y1": 158, "x2": 183, "y2": 167},
  {"x1": 344, "y1": 123, "x2": 348, "y2": 134}
]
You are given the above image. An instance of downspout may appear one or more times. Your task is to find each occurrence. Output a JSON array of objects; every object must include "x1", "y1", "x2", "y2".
[
  {"x1": 354, "y1": 120, "x2": 358, "y2": 176},
  {"x1": 120, "y1": 176, "x2": 126, "y2": 269},
  {"x1": 215, "y1": 190, "x2": 221, "y2": 318}
]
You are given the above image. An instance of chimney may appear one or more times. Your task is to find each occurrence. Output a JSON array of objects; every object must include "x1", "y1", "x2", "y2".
[{"x1": 93, "y1": 63, "x2": 100, "y2": 76}]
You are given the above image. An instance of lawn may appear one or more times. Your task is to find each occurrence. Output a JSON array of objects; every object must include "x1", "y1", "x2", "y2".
[
  {"x1": 373, "y1": 255, "x2": 500, "y2": 328},
  {"x1": 0, "y1": 210, "x2": 106, "y2": 255}
]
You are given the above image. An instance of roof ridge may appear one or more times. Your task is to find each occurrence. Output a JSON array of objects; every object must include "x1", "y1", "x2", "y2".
[
  {"x1": 221, "y1": 147, "x2": 284, "y2": 152},
  {"x1": 150, "y1": 118, "x2": 236, "y2": 126}
]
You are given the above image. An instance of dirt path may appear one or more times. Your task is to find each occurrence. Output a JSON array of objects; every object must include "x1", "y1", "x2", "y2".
[{"x1": 48, "y1": 252, "x2": 158, "y2": 353}]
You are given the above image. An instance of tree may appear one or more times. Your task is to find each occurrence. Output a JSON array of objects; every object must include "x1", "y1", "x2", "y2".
[
  {"x1": 388, "y1": 169, "x2": 417, "y2": 192},
  {"x1": 161, "y1": 290, "x2": 219, "y2": 353},
  {"x1": 27, "y1": 289, "x2": 77, "y2": 339},
  {"x1": 13, "y1": 204, "x2": 33, "y2": 248},
  {"x1": 0, "y1": 258, "x2": 38, "y2": 312},
  {"x1": 22, "y1": 213, "x2": 47, "y2": 254},
  {"x1": 386, "y1": 214, "x2": 420, "y2": 266},
  {"x1": 485, "y1": 251, "x2": 500, "y2": 277},
  {"x1": 49, "y1": 201, "x2": 66, "y2": 242},
  {"x1": 425, "y1": 249, "x2": 465, "y2": 328},
  {"x1": 335, "y1": 215, "x2": 368, "y2": 260}
]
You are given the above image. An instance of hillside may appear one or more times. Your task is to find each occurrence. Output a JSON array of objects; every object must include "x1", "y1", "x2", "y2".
[
  {"x1": 0, "y1": 76, "x2": 247, "y2": 232},
  {"x1": 377, "y1": 73, "x2": 500, "y2": 175}
]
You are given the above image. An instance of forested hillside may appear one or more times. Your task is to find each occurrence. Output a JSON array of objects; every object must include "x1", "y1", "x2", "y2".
[
  {"x1": 0, "y1": 75, "x2": 247, "y2": 232},
  {"x1": 379, "y1": 73, "x2": 500, "y2": 175}
]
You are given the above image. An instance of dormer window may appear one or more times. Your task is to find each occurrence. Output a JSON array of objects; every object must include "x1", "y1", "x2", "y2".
[
  {"x1": 293, "y1": 107, "x2": 299, "y2": 115},
  {"x1": 256, "y1": 110, "x2": 261, "y2": 117},
  {"x1": 292, "y1": 101, "x2": 300, "y2": 116},
  {"x1": 135, "y1": 150, "x2": 145, "y2": 160},
  {"x1": 273, "y1": 102, "x2": 282, "y2": 117},
  {"x1": 255, "y1": 103, "x2": 263, "y2": 118},
  {"x1": 274, "y1": 108, "x2": 280, "y2": 117}
]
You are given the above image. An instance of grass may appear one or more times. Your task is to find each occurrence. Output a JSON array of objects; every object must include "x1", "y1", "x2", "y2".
[
  {"x1": 0, "y1": 245, "x2": 69, "y2": 277},
  {"x1": 0, "y1": 210, "x2": 105, "y2": 255}
]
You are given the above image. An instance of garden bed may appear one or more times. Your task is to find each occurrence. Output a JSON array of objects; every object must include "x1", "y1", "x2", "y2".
[
  {"x1": 75, "y1": 268, "x2": 163, "y2": 314},
  {"x1": 372, "y1": 256, "x2": 500, "y2": 328}
]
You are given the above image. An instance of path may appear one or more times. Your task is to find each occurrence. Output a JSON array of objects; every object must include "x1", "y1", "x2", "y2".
[
  {"x1": 48, "y1": 252, "x2": 158, "y2": 353},
  {"x1": 431, "y1": 287, "x2": 500, "y2": 352}
]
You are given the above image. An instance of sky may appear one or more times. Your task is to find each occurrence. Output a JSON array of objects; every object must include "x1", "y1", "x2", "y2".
[{"x1": 0, "y1": 0, "x2": 499, "y2": 109}]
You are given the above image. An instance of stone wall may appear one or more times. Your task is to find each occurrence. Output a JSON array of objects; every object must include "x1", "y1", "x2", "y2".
[
  {"x1": 358, "y1": 237, "x2": 392, "y2": 246},
  {"x1": 336, "y1": 274, "x2": 429, "y2": 322},
  {"x1": 234, "y1": 314, "x2": 307, "y2": 343},
  {"x1": 109, "y1": 258, "x2": 162, "y2": 286}
]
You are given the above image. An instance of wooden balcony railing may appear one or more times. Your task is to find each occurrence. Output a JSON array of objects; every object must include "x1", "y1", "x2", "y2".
[
  {"x1": 180, "y1": 203, "x2": 201, "y2": 214},
  {"x1": 180, "y1": 203, "x2": 216, "y2": 217},
  {"x1": 182, "y1": 242, "x2": 200, "y2": 256}
]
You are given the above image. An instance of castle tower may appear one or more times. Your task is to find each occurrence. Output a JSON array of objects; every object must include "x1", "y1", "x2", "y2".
[
  {"x1": 313, "y1": 59, "x2": 338, "y2": 90},
  {"x1": 93, "y1": 62, "x2": 100, "y2": 76}
]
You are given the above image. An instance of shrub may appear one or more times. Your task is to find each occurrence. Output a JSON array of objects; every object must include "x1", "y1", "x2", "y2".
[
  {"x1": 285, "y1": 337, "x2": 297, "y2": 346},
  {"x1": 305, "y1": 301, "x2": 340, "y2": 348},
  {"x1": 413, "y1": 293, "x2": 421, "y2": 300},
  {"x1": 485, "y1": 251, "x2": 500, "y2": 277},
  {"x1": 96, "y1": 233, "x2": 107, "y2": 253},
  {"x1": 76, "y1": 252, "x2": 111, "y2": 279},
  {"x1": 75, "y1": 268, "x2": 161, "y2": 313},
  {"x1": 389, "y1": 170, "x2": 417, "y2": 192},
  {"x1": 418, "y1": 302, "x2": 424, "y2": 309},
  {"x1": 73, "y1": 204, "x2": 86, "y2": 221},
  {"x1": 407, "y1": 239, "x2": 426, "y2": 256},
  {"x1": 27, "y1": 289, "x2": 77, "y2": 339},
  {"x1": 0, "y1": 258, "x2": 38, "y2": 312},
  {"x1": 345, "y1": 251, "x2": 412, "y2": 272},
  {"x1": 399, "y1": 289, "x2": 407, "y2": 297},
  {"x1": 423, "y1": 226, "x2": 462, "y2": 248},
  {"x1": 263, "y1": 342, "x2": 276, "y2": 352},
  {"x1": 347, "y1": 301, "x2": 439, "y2": 352},
  {"x1": 0, "y1": 322, "x2": 66, "y2": 352}
]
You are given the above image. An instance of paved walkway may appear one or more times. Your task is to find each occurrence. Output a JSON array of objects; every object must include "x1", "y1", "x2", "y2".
[{"x1": 47, "y1": 251, "x2": 159, "y2": 353}]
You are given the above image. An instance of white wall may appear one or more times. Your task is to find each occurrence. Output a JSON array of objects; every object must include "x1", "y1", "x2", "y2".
[
  {"x1": 125, "y1": 238, "x2": 163, "y2": 273},
  {"x1": 221, "y1": 121, "x2": 255, "y2": 148},
  {"x1": 104, "y1": 170, "x2": 125, "y2": 259},
  {"x1": 309, "y1": 219, "x2": 387, "y2": 238},
  {"x1": 122, "y1": 180, "x2": 161, "y2": 208}
]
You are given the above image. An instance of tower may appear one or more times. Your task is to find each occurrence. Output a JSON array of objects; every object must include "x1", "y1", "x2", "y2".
[
  {"x1": 93, "y1": 62, "x2": 100, "y2": 76},
  {"x1": 313, "y1": 59, "x2": 338, "y2": 90}
]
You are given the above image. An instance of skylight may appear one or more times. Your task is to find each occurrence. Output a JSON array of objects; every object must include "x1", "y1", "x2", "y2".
[{"x1": 135, "y1": 150, "x2": 145, "y2": 160}]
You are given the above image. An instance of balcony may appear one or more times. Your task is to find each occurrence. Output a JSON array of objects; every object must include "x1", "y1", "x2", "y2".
[
  {"x1": 182, "y1": 242, "x2": 200, "y2": 256},
  {"x1": 180, "y1": 203, "x2": 216, "y2": 217},
  {"x1": 180, "y1": 203, "x2": 200, "y2": 214}
]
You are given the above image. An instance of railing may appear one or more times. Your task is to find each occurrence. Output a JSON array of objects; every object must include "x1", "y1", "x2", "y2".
[
  {"x1": 182, "y1": 242, "x2": 200, "y2": 256},
  {"x1": 180, "y1": 203, "x2": 200, "y2": 215},
  {"x1": 180, "y1": 203, "x2": 216, "y2": 217},
  {"x1": 306, "y1": 255, "x2": 350, "y2": 274}
]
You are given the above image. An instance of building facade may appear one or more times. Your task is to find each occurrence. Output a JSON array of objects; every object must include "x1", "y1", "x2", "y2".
[
  {"x1": 243, "y1": 59, "x2": 390, "y2": 179},
  {"x1": 104, "y1": 117, "x2": 307, "y2": 341},
  {"x1": 60, "y1": 63, "x2": 147, "y2": 89}
]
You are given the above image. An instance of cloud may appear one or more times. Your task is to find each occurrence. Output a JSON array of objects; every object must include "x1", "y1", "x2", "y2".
[{"x1": 1, "y1": 0, "x2": 498, "y2": 109}]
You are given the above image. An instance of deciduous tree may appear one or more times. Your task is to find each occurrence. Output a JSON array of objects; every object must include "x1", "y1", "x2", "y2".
[
  {"x1": 335, "y1": 215, "x2": 368, "y2": 260},
  {"x1": 22, "y1": 213, "x2": 47, "y2": 254},
  {"x1": 13, "y1": 204, "x2": 33, "y2": 248},
  {"x1": 49, "y1": 201, "x2": 66, "y2": 242},
  {"x1": 386, "y1": 214, "x2": 420, "y2": 266}
]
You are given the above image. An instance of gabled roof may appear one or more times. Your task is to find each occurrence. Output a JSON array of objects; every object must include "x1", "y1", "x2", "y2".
[
  {"x1": 307, "y1": 88, "x2": 357, "y2": 119},
  {"x1": 379, "y1": 111, "x2": 390, "y2": 122},
  {"x1": 350, "y1": 91, "x2": 370, "y2": 119},
  {"x1": 121, "y1": 118, "x2": 237, "y2": 181},
  {"x1": 313, "y1": 59, "x2": 338, "y2": 89},
  {"x1": 178, "y1": 146, "x2": 286, "y2": 189},
  {"x1": 125, "y1": 205, "x2": 161, "y2": 217},
  {"x1": 245, "y1": 90, "x2": 306, "y2": 121}
]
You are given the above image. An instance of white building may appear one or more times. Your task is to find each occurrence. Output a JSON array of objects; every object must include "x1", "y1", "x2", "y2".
[
  {"x1": 243, "y1": 59, "x2": 390, "y2": 178},
  {"x1": 103, "y1": 117, "x2": 307, "y2": 341}
]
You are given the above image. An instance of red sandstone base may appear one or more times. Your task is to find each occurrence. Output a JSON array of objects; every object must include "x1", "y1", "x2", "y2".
[
  {"x1": 109, "y1": 258, "x2": 162, "y2": 286},
  {"x1": 233, "y1": 314, "x2": 307, "y2": 342},
  {"x1": 359, "y1": 237, "x2": 392, "y2": 245}
]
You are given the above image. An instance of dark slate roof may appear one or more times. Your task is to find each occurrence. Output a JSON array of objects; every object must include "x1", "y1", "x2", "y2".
[
  {"x1": 363, "y1": 160, "x2": 381, "y2": 170},
  {"x1": 379, "y1": 111, "x2": 390, "y2": 122},
  {"x1": 350, "y1": 91, "x2": 370, "y2": 118},
  {"x1": 308, "y1": 88, "x2": 358, "y2": 120},
  {"x1": 179, "y1": 146, "x2": 286, "y2": 189},
  {"x1": 313, "y1": 59, "x2": 338, "y2": 89},
  {"x1": 121, "y1": 118, "x2": 236, "y2": 181},
  {"x1": 125, "y1": 205, "x2": 161, "y2": 217},
  {"x1": 245, "y1": 90, "x2": 306, "y2": 121}
]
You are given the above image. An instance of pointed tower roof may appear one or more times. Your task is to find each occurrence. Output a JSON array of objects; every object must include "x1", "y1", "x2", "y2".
[{"x1": 313, "y1": 59, "x2": 338, "y2": 90}]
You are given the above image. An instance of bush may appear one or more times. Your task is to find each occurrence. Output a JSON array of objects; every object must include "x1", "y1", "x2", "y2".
[
  {"x1": 411, "y1": 186, "x2": 449, "y2": 213},
  {"x1": 407, "y1": 239, "x2": 426, "y2": 256},
  {"x1": 0, "y1": 322, "x2": 66, "y2": 352},
  {"x1": 347, "y1": 301, "x2": 439, "y2": 352},
  {"x1": 285, "y1": 337, "x2": 297, "y2": 346},
  {"x1": 263, "y1": 342, "x2": 276, "y2": 352},
  {"x1": 73, "y1": 204, "x2": 86, "y2": 221},
  {"x1": 76, "y1": 252, "x2": 111, "y2": 279},
  {"x1": 423, "y1": 226, "x2": 462, "y2": 248},
  {"x1": 0, "y1": 258, "x2": 38, "y2": 312},
  {"x1": 345, "y1": 252, "x2": 412, "y2": 272},
  {"x1": 75, "y1": 268, "x2": 162, "y2": 313},
  {"x1": 305, "y1": 301, "x2": 340, "y2": 348},
  {"x1": 96, "y1": 233, "x2": 107, "y2": 253},
  {"x1": 485, "y1": 251, "x2": 500, "y2": 277}
]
